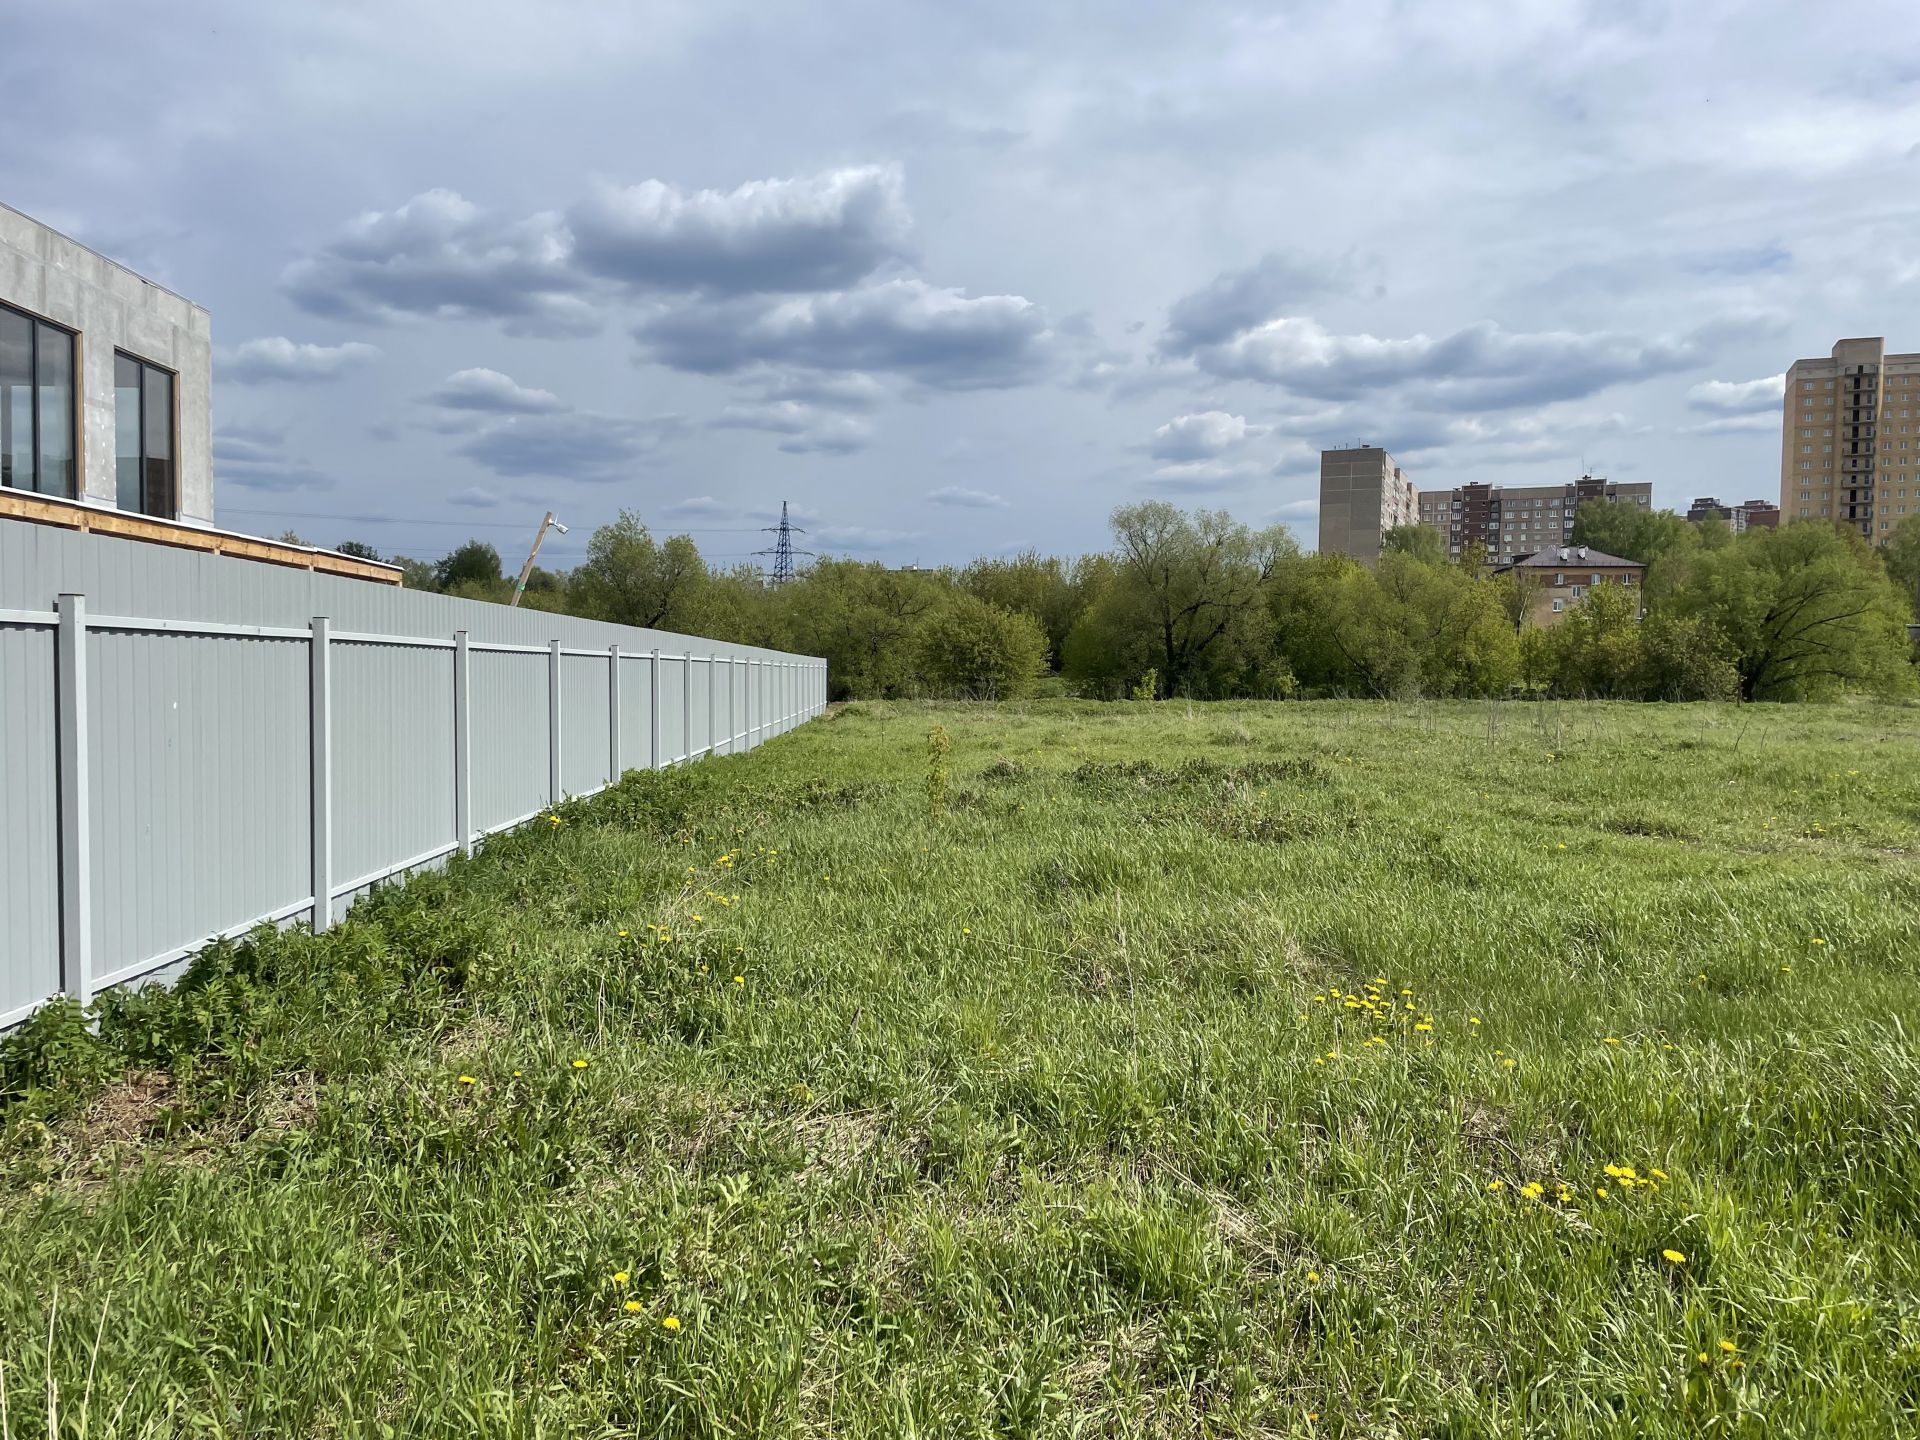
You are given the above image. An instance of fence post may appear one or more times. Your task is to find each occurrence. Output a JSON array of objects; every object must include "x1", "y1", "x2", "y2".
[
  {"x1": 608, "y1": 643, "x2": 622, "y2": 783},
  {"x1": 749, "y1": 659, "x2": 758, "y2": 745},
  {"x1": 649, "y1": 648, "x2": 661, "y2": 770},
  {"x1": 310, "y1": 616, "x2": 333, "y2": 934},
  {"x1": 707, "y1": 652, "x2": 717, "y2": 757},
  {"x1": 55, "y1": 593, "x2": 93, "y2": 1007},
  {"x1": 549, "y1": 638, "x2": 563, "y2": 804},
  {"x1": 682, "y1": 650, "x2": 692, "y2": 763},
  {"x1": 453, "y1": 630, "x2": 472, "y2": 858}
]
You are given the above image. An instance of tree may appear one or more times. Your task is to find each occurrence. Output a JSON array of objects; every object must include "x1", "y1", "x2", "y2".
[
  {"x1": 958, "y1": 551, "x2": 1092, "y2": 666},
  {"x1": 435, "y1": 541, "x2": 505, "y2": 592},
  {"x1": 566, "y1": 514, "x2": 708, "y2": 631},
  {"x1": 1636, "y1": 612, "x2": 1740, "y2": 701},
  {"x1": 392, "y1": 555, "x2": 439, "y2": 591},
  {"x1": 1083, "y1": 503, "x2": 1291, "y2": 698},
  {"x1": 1532, "y1": 580, "x2": 1644, "y2": 698},
  {"x1": 1382, "y1": 523, "x2": 1446, "y2": 565},
  {"x1": 1885, "y1": 514, "x2": 1920, "y2": 622},
  {"x1": 915, "y1": 593, "x2": 1049, "y2": 698},
  {"x1": 335, "y1": 540, "x2": 384, "y2": 562},
  {"x1": 1663, "y1": 523, "x2": 1916, "y2": 700},
  {"x1": 777, "y1": 558, "x2": 948, "y2": 699},
  {"x1": 1570, "y1": 500, "x2": 1697, "y2": 567}
]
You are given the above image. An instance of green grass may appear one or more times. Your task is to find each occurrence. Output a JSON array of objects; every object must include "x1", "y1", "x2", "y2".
[{"x1": 4, "y1": 699, "x2": 1920, "y2": 1437}]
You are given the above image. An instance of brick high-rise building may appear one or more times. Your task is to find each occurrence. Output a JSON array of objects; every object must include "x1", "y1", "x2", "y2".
[
  {"x1": 1781, "y1": 337, "x2": 1920, "y2": 544},
  {"x1": 1414, "y1": 475, "x2": 1653, "y2": 565},
  {"x1": 1317, "y1": 446, "x2": 1415, "y2": 562},
  {"x1": 1687, "y1": 497, "x2": 1780, "y2": 532}
]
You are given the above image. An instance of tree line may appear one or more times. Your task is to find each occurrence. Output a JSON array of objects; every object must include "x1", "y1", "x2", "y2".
[{"x1": 321, "y1": 504, "x2": 1920, "y2": 703}]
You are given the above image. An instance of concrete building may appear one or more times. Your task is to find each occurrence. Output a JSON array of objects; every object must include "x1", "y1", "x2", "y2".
[
  {"x1": 1780, "y1": 337, "x2": 1920, "y2": 544},
  {"x1": 2, "y1": 202, "x2": 213, "y2": 523},
  {"x1": 1500, "y1": 545, "x2": 1645, "y2": 627},
  {"x1": 1415, "y1": 475, "x2": 1653, "y2": 565},
  {"x1": 1317, "y1": 446, "x2": 1415, "y2": 562},
  {"x1": 1686, "y1": 496, "x2": 1780, "y2": 532}
]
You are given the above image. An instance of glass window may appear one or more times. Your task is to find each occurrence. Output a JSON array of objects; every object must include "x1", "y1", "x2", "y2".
[
  {"x1": 114, "y1": 352, "x2": 176, "y2": 517},
  {"x1": 0, "y1": 301, "x2": 77, "y2": 497}
]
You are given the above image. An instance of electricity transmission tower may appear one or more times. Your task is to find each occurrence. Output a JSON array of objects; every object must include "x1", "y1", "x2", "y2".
[{"x1": 753, "y1": 501, "x2": 813, "y2": 585}]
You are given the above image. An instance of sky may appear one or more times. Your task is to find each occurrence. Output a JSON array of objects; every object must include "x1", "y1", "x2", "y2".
[{"x1": 6, "y1": 0, "x2": 1920, "y2": 572}]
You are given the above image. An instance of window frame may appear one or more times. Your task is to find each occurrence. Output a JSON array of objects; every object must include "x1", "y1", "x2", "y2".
[
  {"x1": 114, "y1": 349, "x2": 179, "y2": 519},
  {"x1": 0, "y1": 297, "x2": 80, "y2": 500}
]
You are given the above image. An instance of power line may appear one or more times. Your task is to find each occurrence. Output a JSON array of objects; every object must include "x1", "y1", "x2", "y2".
[
  {"x1": 752, "y1": 500, "x2": 813, "y2": 585},
  {"x1": 218, "y1": 506, "x2": 769, "y2": 534}
]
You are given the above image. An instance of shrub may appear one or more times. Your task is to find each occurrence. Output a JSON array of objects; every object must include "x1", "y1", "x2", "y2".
[{"x1": 914, "y1": 593, "x2": 1049, "y2": 699}]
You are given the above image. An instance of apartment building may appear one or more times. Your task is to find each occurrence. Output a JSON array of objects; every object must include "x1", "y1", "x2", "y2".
[
  {"x1": 1414, "y1": 475, "x2": 1652, "y2": 564},
  {"x1": 1317, "y1": 445, "x2": 1415, "y2": 562},
  {"x1": 1686, "y1": 497, "x2": 1780, "y2": 532},
  {"x1": 1780, "y1": 337, "x2": 1920, "y2": 544},
  {"x1": 1500, "y1": 545, "x2": 1645, "y2": 627}
]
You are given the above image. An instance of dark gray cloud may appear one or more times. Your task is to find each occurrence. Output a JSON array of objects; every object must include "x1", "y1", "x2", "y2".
[
  {"x1": 425, "y1": 367, "x2": 566, "y2": 414},
  {"x1": 454, "y1": 412, "x2": 687, "y2": 480},
  {"x1": 568, "y1": 165, "x2": 911, "y2": 294},
  {"x1": 1161, "y1": 251, "x2": 1377, "y2": 352},
  {"x1": 632, "y1": 279, "x2": 1056, "y2": 389},
  {"x1": 281, "y1": 190, "x2": 597, "y2": 337},
  {"x1": 216, "y1": 337, "x2": 381, "y2": 384}
]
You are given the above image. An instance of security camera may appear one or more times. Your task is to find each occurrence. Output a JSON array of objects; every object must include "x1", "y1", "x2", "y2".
[{"x1": 552, "y1": 520, "x2": 570, "y2": 535}]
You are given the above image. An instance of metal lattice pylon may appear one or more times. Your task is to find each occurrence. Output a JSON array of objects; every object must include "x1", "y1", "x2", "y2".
[{"x1": 753, "y1": 501, "x2": 813, "y2": 584}]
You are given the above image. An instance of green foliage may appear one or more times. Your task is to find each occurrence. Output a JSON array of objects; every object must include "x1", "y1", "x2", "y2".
[
  {"x1": 434, "y1": 540, "x2": 505, "y2": 592},
  {"x1": 0, "y1": 997, "x2": 116, "y2": 1109},
  {"x1": 333, "y1": 540, "x2": 384, "y2": 562},
  {"x1": 1884, "y1": 513, "x2": 1920, "y2": 621},
  {"x1": 1570, "y1": 499, "x2": 1699, "y2": 568},
  {"x1": 1130, "y1": 667, "x2": 1158, "y2": 702},
  {"x1": 914, "y1": 592, "x2": 1050, "y2": 698},
  {"x1": 3, "y1": 702, "x2": 1919, "y2": 1433},
  {"x1": 1661, "y1": 522, "x2": 1916, "y2": 700},
  {"x1": 567, "y1": 512, "x2": 710, "y2": 631},
  {"x1": 1381, "y1": 522, "x2": 1446, "y2": 564}
]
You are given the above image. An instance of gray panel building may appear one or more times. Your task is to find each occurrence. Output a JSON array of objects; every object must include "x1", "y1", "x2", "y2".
[
  {"x1": 1317, "y1": 446, "x2": 1415, "y2": 562},
  {"x1": 1, "y1": 201, "x2": 213, "y2": 523}
]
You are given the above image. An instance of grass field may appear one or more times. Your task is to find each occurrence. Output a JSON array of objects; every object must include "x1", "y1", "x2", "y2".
[{"x1": 4, "y1": 699, "x2": 1919, "y2": 1437}]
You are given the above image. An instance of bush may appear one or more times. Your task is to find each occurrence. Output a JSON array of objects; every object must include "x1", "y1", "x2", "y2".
[{"x1": 914, "y1": 593, "x2": 1049, "y2": 699}]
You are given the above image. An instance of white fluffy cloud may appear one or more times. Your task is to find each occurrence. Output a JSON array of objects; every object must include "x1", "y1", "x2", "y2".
[
  {"x1": 215, "y1": 337, "x2": 381, "y2": 383},
  {"x1": 1686, "y1": 374, "x2": 1786, "y2": 413},
  {"x1": 1147, "y1": 410, "x2": 1265, "y2": 460},
  {"x1": 425, "y1": 368, "x2": 565, "y2": 414},
  {"x1": 711, "y1": 399, "x2": 874, "y2": 454}
]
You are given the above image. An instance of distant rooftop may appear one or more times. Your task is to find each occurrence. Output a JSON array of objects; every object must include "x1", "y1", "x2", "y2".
[{"x1": 1510, "y1": 545, "x2": 1641, "y2": 570}]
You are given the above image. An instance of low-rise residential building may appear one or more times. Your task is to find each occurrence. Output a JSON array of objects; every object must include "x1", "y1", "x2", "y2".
[
  {"x1": 1500, "y1": 545, "x2": 1645, "y2": 627},
  {"x1": 1416, "y1": 475, "x2": 1652, "y2": 564}
]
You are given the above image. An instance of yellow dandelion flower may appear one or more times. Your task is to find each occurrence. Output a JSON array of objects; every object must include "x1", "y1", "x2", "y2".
[
  {"x1": 618, "y1": 929, "x2": 630, "y2": 938},
  {"x1": 1661, "y1": 1249, "x2": 1686, "y2": 1264},
  {"x1": 1487, "y1": 1179, "x2": 1505, "y2": 1191},
  {"x1": 662, "y1": 1315, "x2": 682, "y2": 1331},
  {"x1": 1596, "y1": 1186, "x2": 1609, "y2": 1197},
  {"x1": 1502, "y1": 1058, "x2": 1517, "y2": 1069},
  {"x1": 1414, "y1": 1022, "x2": 1433, "y2": 1033},
  {"x1": 1469, "y1": 1017, "x2": 1482, "y2": 1025},
  {"x1": 962, "y1": 927, "x2": 971, "y2": 935},
  {"x1": 1698, "y1": 1351, "x2": 1710, "y2": 1365},
  {"x1": 624, "y1": 1300, "x2": 643, "y2": 1313},
  {"x1": 1307, "y1": 1270, "x2": 1320, "y2": 1285},
  {"x1": 1602, "y1": 1037, "x2": 1621, "y2": 1046},
  {"x1": 1651, "y1": 1168, "x2": 1669, "y2": 1181},
  {"x1": 613, "y1": 1271, "x2": 630, "y2": 1285},
  {"x1": 572, "y1": 1058, "x2": 589, "y2": 1069},
  {"x1": 733, "y1": 975, "x2": 744, "y2": 984},
  {"x1": 1719, "y1": 1339, "x2": 1737, "y2": 1354}
]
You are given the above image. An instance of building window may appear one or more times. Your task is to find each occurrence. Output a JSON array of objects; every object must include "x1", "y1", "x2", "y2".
[
  {"x1": 1554, "y1": 572, "x2": 1564, "y2": 585},
  {"x1": 1551, "y1": 599, "x2": 1564, "y2": 613},
  {"x1": 0, "y1": 300, "x2": 77, "y2": 498},
  {"x1": 114, "y1": 353, "x2": 176, "y2": 518}
]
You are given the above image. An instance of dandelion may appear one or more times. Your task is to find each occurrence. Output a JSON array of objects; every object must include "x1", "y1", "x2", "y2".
[
  {"x1": 1698, "y1": 1351, "x2": 1710, "y2": 1365},
  {"x1": 572, "y1": 1058, "x2": 589, "y2": 1069},
  {"x1": 1469, "y1": 1016, "x2": 1482, "y2": 1025},
  {"x1": 962, "y1": 927, "x2": 971, "y2": 935},
  {"x1": 457, "y1": 1075, "x2": 477, "y2": 1085},
  {"x1": 1662, "y1": 1249, "x2": 1686, "y2": 1264},
  {"x1": 1520, "y1": 1182, "x2": 1544, "y2": 1200},
  {"x1": 1414, "y1": 1022, "x2": 1433, "y2": 1033},
  {"x1": 624, "y1": 1300, "x2": 643, "y2": 1313},
  {"x1": 1307, "y1": 1271, "x2": 1320, "y2": 1285},
  {"x1": 1503, "y1": 1058, "x2": 1517, "y2": 1069},
  {"x1": 1487, "y1": 1179, "x2": 1505, "y2": 1191},
  {"x1": 733, "y1": 975, "x2": 745, "y2": 985},
  {"x1": 1602, "y1": 1037, "x2": 1621, "y2": 1046},
  {"x1": 1812, "y1": 938, "x2": 1826, "y2": 945},
  {"x1": 618, "y1": 929, "x2": 630, "y2": 938},
  {"x1": 1719, "y1": 1339, "x2": 1737, "y2": 1355},
  {"x1": 1596, "y1": 1186, "x2": 1609, "y2": 1197},
  {"x1": 613, "y1": 1271, "x2": 630, "y2": 1285},
  {"x1": 662, "y1": 1315, "x2": 682, "y2": 1331},
  {"x1": 1651, "y1": 1168, "x2": 1669, "y2": 1181}
]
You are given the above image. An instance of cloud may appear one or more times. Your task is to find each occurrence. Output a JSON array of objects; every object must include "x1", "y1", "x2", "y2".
[
  {"x1": 212, "y1": 424, "x2": 330, "y2": 492},
  {"x1": 1178, "y1": 316, "x2": 1702, "y2": 410},
  {"x1": 926, "y1": 485, "x2": 1009, "y2": 508},
  {"x1": 568, "y1": 165, "x2": 912, "y2": 294},
  {"x1": 1139, "y1": 459, "x2": 1267, "y2": 494},
  {"x1": 454, "y1": 411, "x2": 687, "y2": 480},
  {"x1": 711, "y1": 399, "x2": 874, "y2": 454},
  {"x1": 1678, "y1": 412, "x2": 1780, "y2": 435},
  {"x1": 754, "y1": 369, "x2": 886, "y2": 411},
  {"x1": 216, "y1": 337, "x2": 381, "y2": 383},
  {"x1": 812, "y1": 525, "x2": 923, "y2": 550},
  {"x1": 282, "y1": 189, "x2": 596, "y2": 337},
  {"x1": 1161, "y1": 251, "x2": 1376, "y2": 352},
  {"x1": 632, "y1": 278, "x2": 1055, "y2": 389},
  {"x1": 661, "y1": 496, "x2": 733, "y2": 520},
  {"x1": 1392, "y1": 410, "x2": 1644, "y2": 463},
  {"x1": 1686, "y1": 373, "x2": 1786, "y2": 413},
  {"x1": 1147, "y1": 410, "x2": 1266, "y2": 460},
  {"x1": 449, "y1": 486, "x2": 500, "y2": 507},
  {"x1": 426, "y1": 367, "x2": 566, "y2": 414}
]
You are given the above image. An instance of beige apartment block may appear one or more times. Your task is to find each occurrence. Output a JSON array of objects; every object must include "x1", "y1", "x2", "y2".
[
  {"x1": 1780, "y1": 337, "x2": 1920, "y2": 545},
  {"x1": 1415, "y1": 475, "x2": 1652, "y2": 566},
  {"x1": 1318, "y1": 446, "x2": 1415, "y2": 562},
  {"x1": 1500, "y1": 545, "x2": 1645, "y2": 627}
]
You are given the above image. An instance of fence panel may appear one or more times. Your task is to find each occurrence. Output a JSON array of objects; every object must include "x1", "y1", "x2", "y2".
[
  {"x1": 658, "y1": 655, "x2": 689, "y2": 764},
  {"x1": 332, "y1": 640, "x2": 456, "y2": 895},
  {"x1": 618, "y1": 653, "x2": 653, "y2": 767},
  {"x1": 561, "y1": 652, "x2": 612, "y2": 797},
  {"x1": 0, "y1": 622, "x2": 60, "y2": 1026},
  {"x1": 86, "y1": 630, "x2": 311, "y2": 989},
  {"x1": 471, "y1": 648, "x2": 550, "y2": 831}
]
